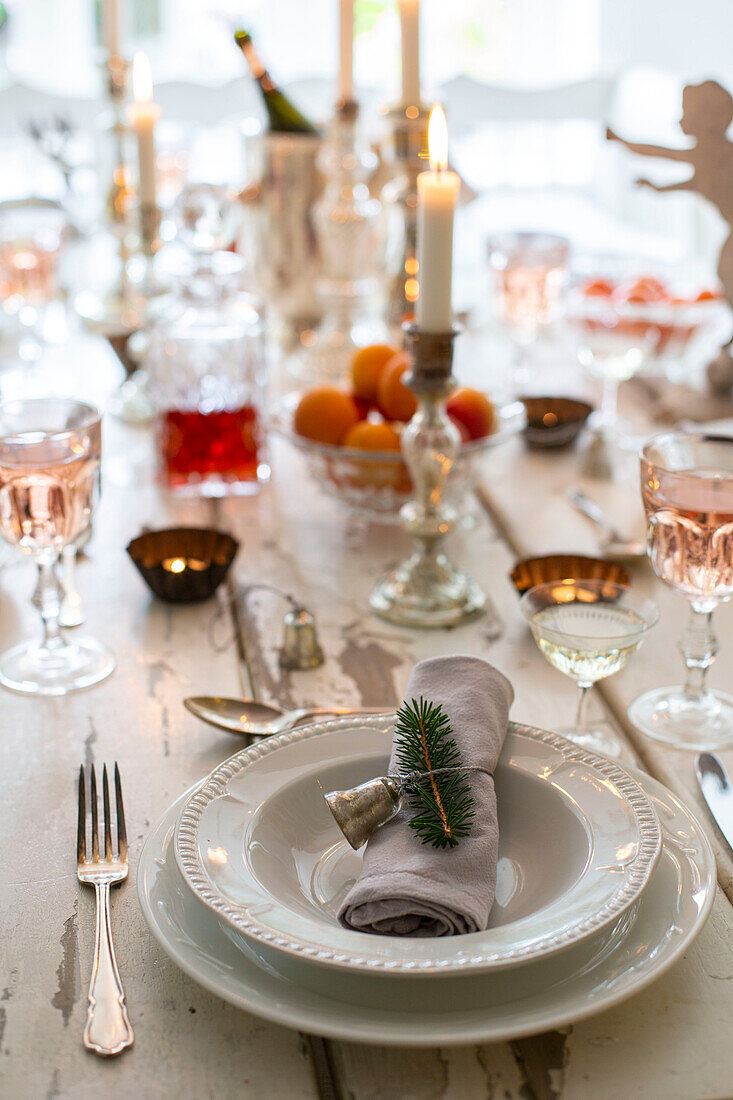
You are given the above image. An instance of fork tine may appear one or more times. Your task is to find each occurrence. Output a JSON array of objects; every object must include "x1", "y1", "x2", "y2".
[
  {"x1": 114, "y1": 763, "x2": 128, "y2": 861},
  {"x1": 90, "y1": 764, "x2": 99, "y2": 861},
  {"x1": 77, "y1": 765, "x2": 86, "y2": 862},
  {"x1": 102, "y1": 764, "x2": 113, "y2": 860}
]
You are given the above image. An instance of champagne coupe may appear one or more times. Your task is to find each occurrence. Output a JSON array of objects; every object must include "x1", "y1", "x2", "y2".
[
  {"x1": 0, "y1": 399, "x2": 115, "y2": 694},
  {"x1": 486, "y1": 232, "x2": 569, "y2": 388},
  {"x1": 521, "y1": 579, "x2": 659, "y2": 758},
  {"x1": 629, "y1": 432, "x2": 733, "y2": 748}
]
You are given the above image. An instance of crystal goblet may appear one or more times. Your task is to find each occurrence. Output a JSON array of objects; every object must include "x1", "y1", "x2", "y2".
[
  {"x1": 629, "y1": 432, "x2": 733, "y2": 749},
  {"x1": 521, "y1": 579, "x2": 659, "y2": 758},
  {"x1": 0, "y1": 398, "x2": 115, "y2": 694}
]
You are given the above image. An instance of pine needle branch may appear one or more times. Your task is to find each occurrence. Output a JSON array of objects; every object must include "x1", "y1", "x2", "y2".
[{"x1": 392, "y1": 697, "x2": 476, "y2": 848}]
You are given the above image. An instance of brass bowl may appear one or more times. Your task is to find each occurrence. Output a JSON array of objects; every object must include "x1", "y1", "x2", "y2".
[
  {"x1": 509, "y1": 554, "x2": 630, "y2": 596},
  {"x1": 521, "y1": 396, "x2": 593, "y2": 448},
  {"x1": 126, "y1": 527, "x2": 239, "y2": 603}
]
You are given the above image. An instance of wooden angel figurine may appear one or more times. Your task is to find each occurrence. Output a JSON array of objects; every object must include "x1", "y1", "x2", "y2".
[{"x1": 607, "y1": 81, "x2": 733, "y2": 390}]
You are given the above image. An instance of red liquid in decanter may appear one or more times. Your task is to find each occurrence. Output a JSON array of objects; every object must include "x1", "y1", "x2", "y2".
[{"x1": 160, "y1": 407, "x2": 261, "y2": 489}]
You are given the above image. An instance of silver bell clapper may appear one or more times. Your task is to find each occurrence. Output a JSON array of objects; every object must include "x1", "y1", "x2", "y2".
[
  {"x1": 369, "y1": 324, "x2": 486, "y2": 627},
  {"x1": 208, "y1": 582, "x2": 325, "y2": 672},
  {"x1": 325, "y1": 776, "x2": 402, "y2": 850},
  {"x1": 325, "y1": 764, "x2": 491, "y2": 850},
  {"x1": 279, "y1": 606, "x2": 325, "y2": 671}
]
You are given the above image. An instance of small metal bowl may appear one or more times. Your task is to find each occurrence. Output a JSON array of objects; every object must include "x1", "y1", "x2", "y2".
[
  {"x1": 509, "y1": 554, "x2": 630, "y2": 596},
  {"x1": 126, "y1": 526, "x2": 239, "y2": 603},
  {"x1": 521, "y1": 396, "x2": 593, "y2": 448}
]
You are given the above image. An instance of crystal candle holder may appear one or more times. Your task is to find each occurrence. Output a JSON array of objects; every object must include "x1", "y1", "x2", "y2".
[{"x1": 369, "y1": 324, "x2": 487, "y2": 627}]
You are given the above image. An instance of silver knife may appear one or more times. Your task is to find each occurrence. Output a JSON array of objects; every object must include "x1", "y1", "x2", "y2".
[{"x1": 695, "y1": 752, "x2": 733, "y2": 853}]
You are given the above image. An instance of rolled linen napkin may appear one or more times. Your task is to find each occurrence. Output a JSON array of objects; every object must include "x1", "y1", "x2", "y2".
[{"x1": 338, "y1": 655, "x2": 513, "y2": 937}]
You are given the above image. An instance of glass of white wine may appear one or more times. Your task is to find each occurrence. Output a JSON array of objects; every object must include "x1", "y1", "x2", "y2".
[{"x1": 521, "y1": 579, "x2": 659, "y2": 758}]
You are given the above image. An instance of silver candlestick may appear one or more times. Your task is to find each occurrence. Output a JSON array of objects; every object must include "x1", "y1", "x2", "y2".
[
  {"x1": 380, "y1": 103, "x2": 430, "y2": 330},
  {"x1": 100, "y1": 52, "x2": 133, "y2": 230},
  {"x1": 369, "y1": 324, "x2": 486, "y2": 627},
  {"x1": 296, "y1": 99, "x2": 386, "y2": 381}
]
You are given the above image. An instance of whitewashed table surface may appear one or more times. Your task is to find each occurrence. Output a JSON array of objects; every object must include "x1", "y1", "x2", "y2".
[{"x1": 1, "y1": 327, "x2": 733, "y2": 1100}]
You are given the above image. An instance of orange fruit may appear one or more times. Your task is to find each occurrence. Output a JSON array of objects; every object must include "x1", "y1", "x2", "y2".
[
  {"x1": 351, "y1": 344, "x2": 400, "y2": 402},
  {"x1": 445, "y1": 387, "x2": 496, "y2": 440},
  {"x1": 294, "y1": 386, "x2": 360, "y2": 445},
  {"x1": 376, "y1": 352, "x2": 418, "y2": 422},
  {"x1": 342, "y1": 421, "x2": 402, "y2": 451}
]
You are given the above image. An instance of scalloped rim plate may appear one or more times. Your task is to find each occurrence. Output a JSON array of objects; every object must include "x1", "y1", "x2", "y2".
[{"x1": 174, "y1": 717, "x2": 662, "y2": 976}]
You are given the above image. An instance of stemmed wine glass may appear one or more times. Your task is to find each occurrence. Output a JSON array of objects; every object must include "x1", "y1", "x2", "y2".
[
  {"x1": 521, "y1": 579, "x2": 659, "y2": 758},
  {"x1": 486, "y1": 231, "x2": 569, "y2": 388},
  {"x1": 629, "y1": 432, "x2": 733, "y2": 748},
  {"x1": 0, "y1": 398, "x2": 115, "y2": 694}
]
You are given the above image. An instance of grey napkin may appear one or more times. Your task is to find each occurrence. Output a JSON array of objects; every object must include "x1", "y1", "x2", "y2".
[{"x1": 338, "y1": 655, "x2": 513, "y2": 937}]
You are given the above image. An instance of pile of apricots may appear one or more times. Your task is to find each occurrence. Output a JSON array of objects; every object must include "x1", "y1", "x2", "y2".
[
  {"x1": 294, "y1": 344, "x2": 496, "y2": 452},
  {"x1": 581, "y1": 275, "x2": 721, "y2": 305}
]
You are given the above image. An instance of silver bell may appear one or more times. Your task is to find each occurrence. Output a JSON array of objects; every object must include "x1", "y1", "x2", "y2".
[
  {"x1": 278, "y1": 607, "x2": 325, "y2": 670},
  {"x1": 324, "y1": 776, "x2": 402, "y2": 850}
]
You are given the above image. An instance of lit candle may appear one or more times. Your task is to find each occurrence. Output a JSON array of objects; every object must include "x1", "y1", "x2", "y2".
[
  {"x1": 416, "y1": 105, "x2": 459, "y2": 332},
  {"x1": 398, "y1": 0, "x2": 421, "y2": 106},
  {"x1": 338, "y1": 0, "x2": 354, "y2": 103},
  {"x1": 128, "y1": 52, "x2": 160, "y2": 209},
  {"x1": 102, "y1": 0, "x2": 122, "y2": 57}
]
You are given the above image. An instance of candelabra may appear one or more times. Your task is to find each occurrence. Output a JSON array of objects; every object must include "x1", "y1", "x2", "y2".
[
  {"x1": 379, "y1": 103, "x2": 430, "y2": 330},
  {"x1": 296, "y1": 99, "x2": 386, "y2": 381},
  {"x1": 369, "y1": 324, "x2": 486, "y2": 627}
]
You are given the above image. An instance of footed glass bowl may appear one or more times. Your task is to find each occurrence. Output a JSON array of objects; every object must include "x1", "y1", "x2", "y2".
[{"x1": 270, "y1": 394, "x2": 526, "y2": 523}]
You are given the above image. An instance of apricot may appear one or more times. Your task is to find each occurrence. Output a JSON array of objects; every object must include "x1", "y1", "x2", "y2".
[
  {"x1": 582, "y1": 277, "x2": 615, "y2": 297},
  {"x1": 351, "y1": 344, "x2": 400, "y2": 402},
  {"x1": 342, "y1": 421, "x2": 402, "y2": 452},
  {"x1": 447, "y1": 413, "x2": 471, "y2": 444},
  {"x1": 618, "y1": 276, "x2": 668, "y2": 304},
  {"x1": 445, "y1": 387, "x2": 495, "y2": 441},
  {"x1": 294, "y1": 386, "x2": 360, "y2": 445},
  {"x1": 376, "y1": 352, "x2": 418, "y2": 422}
]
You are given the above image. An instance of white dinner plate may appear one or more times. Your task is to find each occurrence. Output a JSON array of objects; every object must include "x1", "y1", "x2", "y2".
[
  {"x1": 175, "y1": 717, "x2": 661, "y2": 976},
  {"x1": 138, "y1": 771, "x2": 714, "y2": 1046}
]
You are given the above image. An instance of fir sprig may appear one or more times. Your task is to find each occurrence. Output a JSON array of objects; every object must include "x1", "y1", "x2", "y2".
[{"x1": 392, "y1": 697, "x2": 476, "y2": 849}]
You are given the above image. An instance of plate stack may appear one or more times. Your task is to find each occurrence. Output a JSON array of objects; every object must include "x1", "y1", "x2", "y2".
[{"x1": 139, "y1": 716, "x2": 715, "y2": 1046}]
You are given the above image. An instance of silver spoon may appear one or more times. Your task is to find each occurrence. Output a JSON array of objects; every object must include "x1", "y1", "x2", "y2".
[
  {"x1": 184, "y1": 696, "x2": 393, "y2": 737},
  {"x1": 566, "y1": 488, "x2": 647, "y2": 559}
]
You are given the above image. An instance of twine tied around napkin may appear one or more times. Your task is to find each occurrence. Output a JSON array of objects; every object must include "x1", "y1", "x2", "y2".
[{"x1": 336, "y1": 655, "x2": 514, "y2": 937}]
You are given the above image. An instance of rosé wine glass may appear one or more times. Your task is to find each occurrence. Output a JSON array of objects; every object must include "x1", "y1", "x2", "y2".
[
  {"x1": 629, "y1": 432, "x2": 733, "y2": 748},
  {"x1": 0, "y1": 398, "x2": 114, "y2": 694},
  {"x1": 487, "y1": 231, "x2": 569, "y2": 386}
]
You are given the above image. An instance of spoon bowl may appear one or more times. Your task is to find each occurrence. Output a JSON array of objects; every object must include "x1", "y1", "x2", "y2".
[{"x1": 184, "y1": 696, "x2": 392, "y2": 737}]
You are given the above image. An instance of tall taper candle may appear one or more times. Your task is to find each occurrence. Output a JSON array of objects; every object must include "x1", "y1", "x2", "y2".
[
  {"x1": 102, "y1": 0, "x2": 122, "y2": 57},
  {"x1": 416, "y1": 106, "x2": 459, "y2": 332},
  {"x1": 398, "y1": 0, "x2": 420, "y2": 106},
  {"x1": 129, "y1": 52, "x2": 160, "y2": 209},
  {"x1": 339, "y1": 0, "x2": 354, "y2": 103}
]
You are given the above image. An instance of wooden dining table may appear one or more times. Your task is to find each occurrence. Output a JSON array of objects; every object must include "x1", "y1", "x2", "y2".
[{"x1": 2, "y1": 322, "x2": 732, "y2": 1100}]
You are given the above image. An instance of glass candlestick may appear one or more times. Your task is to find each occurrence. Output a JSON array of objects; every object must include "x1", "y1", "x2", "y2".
[
  {"x1": 101, "y1": 52, "x2": 134, "y2": 230},
  {"x1": 297, "y1": 100, "x2": 386, "y2": 382},
  {"x1": 369, "y1": 325, "x2": 487, "y2": 627},
  {"x1": 379, "y1": 103, "x2": 430, "y2": 331}
]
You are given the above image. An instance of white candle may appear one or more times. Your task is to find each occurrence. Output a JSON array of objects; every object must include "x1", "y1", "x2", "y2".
[
  {"x1": 102, "y1": 0, "x2": 122, "y2": 57},
  {"x1": 128, "y1": 52, "x2": 160, "y2": 209},
  {"x1": 398, "y1": 0, "x2": 421, "y2": 106},
  {"x1": 416, "y1": 106, "x2": 459, "y2": 332},
  {"x1": 338, "y1": 0, "x2": 354, "y2": 103}
]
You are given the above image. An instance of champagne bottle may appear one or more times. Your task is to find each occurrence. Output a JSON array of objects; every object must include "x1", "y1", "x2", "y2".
[{"x1": 234, "y1": 30, "x2": 320, "y2": 136}]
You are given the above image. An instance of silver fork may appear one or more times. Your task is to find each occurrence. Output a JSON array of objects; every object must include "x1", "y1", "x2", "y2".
[{"x1": 77, "y1": 763, "x2": 134, "y2": 1056}]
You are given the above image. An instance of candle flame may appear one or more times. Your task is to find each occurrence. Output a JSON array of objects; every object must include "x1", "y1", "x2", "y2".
[
  {"x1": 132, "y1": 51, "x2": 153, "y2": 104},
  {"x1": 428, "y1": 105, "x2": 448, "y2": 172}
]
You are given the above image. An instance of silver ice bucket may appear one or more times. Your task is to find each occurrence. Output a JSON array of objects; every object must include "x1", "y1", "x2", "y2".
[{"x1": 239, "y1": 122, "x2": 323, "y2": 327}]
